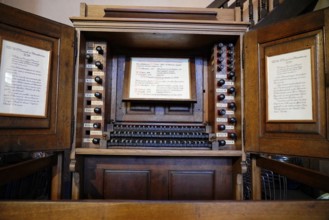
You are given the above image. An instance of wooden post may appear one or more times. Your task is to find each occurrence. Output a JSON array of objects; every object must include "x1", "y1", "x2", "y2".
[
  {"x1": 251, "y1": 154, "x2": 262, "y2": 200},
  {"x1": 80, "y1": 3, "x2": 87, "y2": 17},
  {"x1": 232, "y1": 157, "x2": 244, "y2": 200},
  {"x1": 51, "y1": 153, "x2": 62, "y2": 200},
  {"x1": 71, "y1": 172, "x2": 80, "y2": 200}
]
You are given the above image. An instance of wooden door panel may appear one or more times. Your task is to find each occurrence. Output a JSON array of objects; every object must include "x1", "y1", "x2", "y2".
[
  {"x1": 0, "y1": 4, "x2": 74, "y2": 152},
  {"x1": 169, "y1": 170, "x2": 215, "y2": 200},
  {"x1": 258, "y1": 30, "x2": 325, "y2": 138},
  {"x1": 103, "y1": 170, "x2": 150, "y2": 199},
  {"x1": 244, "y1": 8, "x2": 329, "y2": 158},
  {"x1": 84, "y1": 156, "x2": 233, "y2": 200}
]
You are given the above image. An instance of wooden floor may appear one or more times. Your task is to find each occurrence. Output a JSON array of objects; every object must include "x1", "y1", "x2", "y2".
[{"x1": 0, "y1": 200, "x2": 329, "y2": 220}]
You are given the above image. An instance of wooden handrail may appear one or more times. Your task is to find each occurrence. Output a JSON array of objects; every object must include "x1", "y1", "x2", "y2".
[
  {"x1": 256, "y1": 156, "x2": 329, "y2": 192},
  {"x1": 0, "y1": 201, "x2": 328, "y2": 219},
  {"x1": 0, "y1": 155, "x2": 57, "y2": 186}
]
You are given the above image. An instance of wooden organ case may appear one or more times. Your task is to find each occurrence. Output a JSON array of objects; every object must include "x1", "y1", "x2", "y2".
[
  {"x1": 69, "y1": 5, "x2": 249, "y2": 200},
  {"x1": 0, "y1": 2, "x2": 329, "y2": 203},
  {"x1": 69, "y1": 4, "x2": 329, "y2": 200},
  {"x1": 71, "y1": 2, "x2": 328, "y2": 200}
]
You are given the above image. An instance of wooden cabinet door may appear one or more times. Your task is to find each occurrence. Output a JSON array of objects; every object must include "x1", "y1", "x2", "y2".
[
  {"x1": 244, "y1": 8, "x2": 329, "y2": 159},
  {"x1": 0, "y1": 4, "x2": 74, "y2": 152}
]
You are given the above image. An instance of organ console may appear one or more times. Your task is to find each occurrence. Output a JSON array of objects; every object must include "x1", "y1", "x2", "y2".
[{"x1": 77, "y1": 36, "x2": 242, "y2": 152}]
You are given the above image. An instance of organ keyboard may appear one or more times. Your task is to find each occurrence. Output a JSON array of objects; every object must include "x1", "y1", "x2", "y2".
[{"x1": 107, "y1": 123, "x2": 214, "y2": 149}]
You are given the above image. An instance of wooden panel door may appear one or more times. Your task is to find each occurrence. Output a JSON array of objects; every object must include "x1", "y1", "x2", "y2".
[
  {"x1": 0, "y1": 4, "x2": 74, "y2": 152},
  {"x1": 83, "y1": 156, "x2": 233, "y2": 200},
  {"x1": 244, "y1": 8, "x2": 329, "y2": 158}
]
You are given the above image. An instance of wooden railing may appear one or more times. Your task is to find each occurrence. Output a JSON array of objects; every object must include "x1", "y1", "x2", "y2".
[
  {"x1": 0, "y1": 200, "x2": 329, "y2": 220},
  {"x1": 0, "y1": 153, "x2": 62, "y2": 200},
  {"x1": 250, "y1": 154, "x2": 329, "y2": 200},
  {"x1": 208, "y1": 0, "x2": 319, "y2": 28}
]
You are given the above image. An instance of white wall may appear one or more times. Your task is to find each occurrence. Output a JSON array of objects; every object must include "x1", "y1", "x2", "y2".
[
  {"x1": 314, "y1": 0, "x2": 329, "y2": 10},
  {"x1": 0, "y1": 0, "x2": 213, "y2": 26}
]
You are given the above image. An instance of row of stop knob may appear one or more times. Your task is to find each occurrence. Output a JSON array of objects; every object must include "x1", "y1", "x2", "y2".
[
  {"x1": 86, "y1": 46, "x2": 104, "y2": 69},
  {"x1": 83, "y1": 43, "x2": 106, "y2": 146},
  {"x1": 215, "y1": 43, "x2": 238, "y2": 146}
]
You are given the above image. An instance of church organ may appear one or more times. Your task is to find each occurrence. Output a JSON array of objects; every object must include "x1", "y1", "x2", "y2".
[
  {"x1": 1, "y1": 3, "x2": 329, "y2": 203},
  {"x1": 70, "y1": 5, "x2": 248, "y2": 200},
  {"x1": 67, "y1": 3, "x2": 329, "y2": 200}
]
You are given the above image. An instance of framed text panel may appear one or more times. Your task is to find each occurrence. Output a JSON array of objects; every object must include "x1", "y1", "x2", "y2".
[
  {"x1": 0, "y1": 25, "x2": 55, "y2": 129},
  {"x1": 116, "y1": 56, "x2": 203, "y2": 123},
  {"x1": 123, "y1": 57, "x2": 196, "y2": 102},
  {"x1": 0, "y1": 40, "x2": 51, "y2": 118},
  {"x1": 259, "y1": 30, "x2": 326, "y2": 139},
  {"x1": 266, "y1": 49, "x2": 314, "y2": 122}
]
